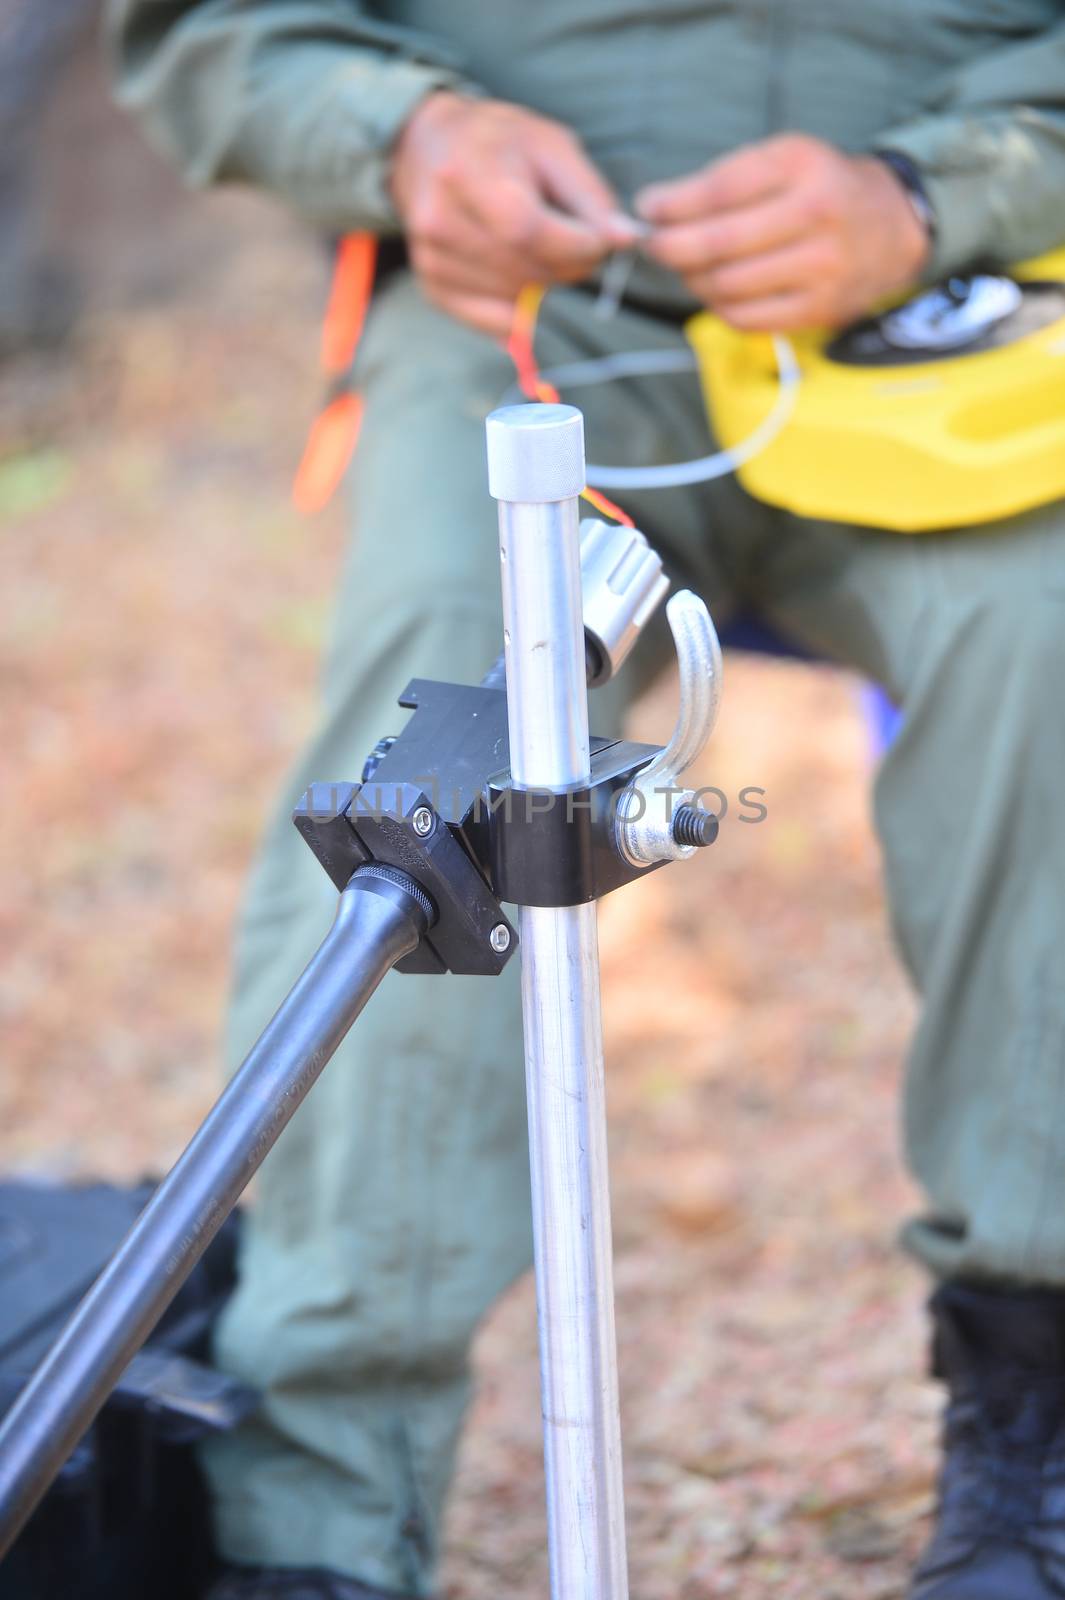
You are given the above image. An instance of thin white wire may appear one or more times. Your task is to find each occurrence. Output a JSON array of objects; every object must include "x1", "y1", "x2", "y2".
[
  {"x1": 513, "y1": 335, "x2": 802, "y2": 492},
  {"x1": 593, "y1": 248, "x2": 640, "y2": 320}
]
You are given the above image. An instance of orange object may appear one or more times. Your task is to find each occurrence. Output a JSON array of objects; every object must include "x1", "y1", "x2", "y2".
[
  {"x1": 297, "y1": 250, "x2": 634, "y2": 527},
  {"x1": 506, "y1": 284, "x2": 634, "y2": 527},
  {"x1": 321, "y1": 233, "x2": 377, "y2": 375},
  {"x1": 292, "y1": 392, "x2": 365, "y2": 517},
  {"x1": 293, "y1": 233, "x2": 376, "y2": 514},
  {"x1": 580, "y1": 486, "x2": 634, "y2": 527},
  {"x1": 506, "y1": 284, "x2": 561, "y2": 404}
]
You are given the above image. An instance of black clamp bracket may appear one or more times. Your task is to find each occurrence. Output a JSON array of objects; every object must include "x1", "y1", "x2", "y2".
[
  {"x1": 294, "y1": 678, "x2": 518, "y2": 977},
  {"x1": 294, "y1": 775, "x2": 515, "y2": 977},
  {"x1": 478, "y1": 739, "x2": 666, "y2": 908},
  {"x1": 293, "y1": 674, "x2": 695, "y2": 973}
]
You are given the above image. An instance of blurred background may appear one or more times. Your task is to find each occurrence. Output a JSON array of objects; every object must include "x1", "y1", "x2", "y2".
[{"x1": 1, "y1": 12, "x2": 935, "y2": 1598}]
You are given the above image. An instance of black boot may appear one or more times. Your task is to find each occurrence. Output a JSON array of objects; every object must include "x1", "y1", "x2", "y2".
[
  {"x1": 911, "y1": 1282, "x2": 1065, "y2": 1598},
  {"x1": 205, "y1": 1567, "x2": 417, "y2": 1600}
]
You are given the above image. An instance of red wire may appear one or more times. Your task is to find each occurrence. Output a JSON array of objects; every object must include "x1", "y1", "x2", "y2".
[{"x1": 505, "y1": 286, "x2": 635, "y2": 529}]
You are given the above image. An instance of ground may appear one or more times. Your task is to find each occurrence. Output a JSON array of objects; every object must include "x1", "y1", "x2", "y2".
[{"x1": 0, "y1": 41, "x2": 935, "y2": 1600}]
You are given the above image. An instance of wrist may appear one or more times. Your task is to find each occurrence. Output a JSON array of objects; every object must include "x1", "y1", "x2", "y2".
[
  {"x1": 857, "y1": 152, "x2": 933, "y2": 286},
  {"x1": 873, "y1": 150, "x2": 936, "y2": 274}
]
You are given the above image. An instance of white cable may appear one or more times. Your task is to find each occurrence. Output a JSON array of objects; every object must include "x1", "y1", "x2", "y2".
[
  {"x1": 593, "y1": 249, "x2": 640, "y2": 320},
  {"x1": 507, "y1": 335, "x2": 802, "y2": 492}
]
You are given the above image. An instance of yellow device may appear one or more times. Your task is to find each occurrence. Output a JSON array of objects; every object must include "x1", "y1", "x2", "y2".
[{"x1": 687, "y1": 250, "x2": 1065, "y2": 532}]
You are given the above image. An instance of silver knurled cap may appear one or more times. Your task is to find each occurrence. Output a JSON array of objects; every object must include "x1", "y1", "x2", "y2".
[
  {"x1": 579, "y1": 518, "x2": 670, "y2": 686},
  {"x1": 485, "y1": 404, "x2": 585, "y2": 503}
]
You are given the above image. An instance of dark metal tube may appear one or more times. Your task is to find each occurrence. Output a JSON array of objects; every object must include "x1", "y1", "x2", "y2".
[{"x1": 0, "y1": 871, "x2": 426, "y2": 1561}]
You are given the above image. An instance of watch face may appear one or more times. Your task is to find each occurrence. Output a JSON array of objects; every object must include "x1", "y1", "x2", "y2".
[{"x1": 826, "y1": 275, "x2": 1065, "y2": 366}]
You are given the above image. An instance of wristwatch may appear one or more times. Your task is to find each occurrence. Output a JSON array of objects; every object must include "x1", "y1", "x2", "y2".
[{"x1": 875, "y1": 149, "x2": 938, "y2": 247}]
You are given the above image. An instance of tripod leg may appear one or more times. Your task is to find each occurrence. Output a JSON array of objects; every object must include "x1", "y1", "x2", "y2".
[
  {"x1": 0, "y1": 868, "x2": 429, "y2": 1561},
  {"x1": 488, "y1": 406, "x2": 630, "y2": 1600}
]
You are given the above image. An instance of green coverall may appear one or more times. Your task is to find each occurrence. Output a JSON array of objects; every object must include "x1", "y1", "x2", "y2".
[{"x1": 108, "y1": 3, "x2": 1065, "y2": 1591}]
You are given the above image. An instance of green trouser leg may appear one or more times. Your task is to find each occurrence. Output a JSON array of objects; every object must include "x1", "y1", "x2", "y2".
[
  {"x1": 745, "y1": 500, "x2": 1065, "y2": 1283},
  {"x1": 201, "y1": 278, "x2": 726, "y2": 1594}
]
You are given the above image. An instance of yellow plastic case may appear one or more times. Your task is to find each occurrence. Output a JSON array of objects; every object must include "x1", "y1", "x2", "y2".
[{"x1": 687, "y1": 249, "x2": 1065, "y2": 532}]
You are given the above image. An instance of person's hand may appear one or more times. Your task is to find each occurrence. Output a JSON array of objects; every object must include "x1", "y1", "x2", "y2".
[
  {"x1": 391, "y1": 92, "x2": 641, "y2": 337},
  {"x1": 636, "y1": 134, "x2": 930, "y2": 332}
]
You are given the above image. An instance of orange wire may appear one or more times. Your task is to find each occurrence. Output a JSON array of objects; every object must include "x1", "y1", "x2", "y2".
[
  {"x1": 580, "y1": 486, "x2": 634, "y2": 525},
  {"x1": 505, "y1": 284, "x2": 635, "y2": 529},
  {"x1": 506, "y1": 285, "x2": 561, "y2": 403},
  {"x1": 299, "y1": 259, "x2": 637, "y2": 525}
]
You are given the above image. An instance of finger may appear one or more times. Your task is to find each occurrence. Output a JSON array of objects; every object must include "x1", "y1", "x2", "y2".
[
  {"x1": 478, "y1": 174, "x2": 612, "y2": 274},
  {"x1": 690, "y1": 239, "x2": 831, "y2": 305},
  {"x1": 636, "y1": 140, "x2": 792, "y2": 225},
  {"x1": 532, "y1": 137, "x2": 644, "y2": 247},
  {"x1": 412, "y1": 190, "x2": 537, "y2": 286},
  {"x1": 424, "y1": 286, "x2": 517, "y2": 339},
  {"x1": 713, "y1": 291, "x2": 817, "y2": 333},
  {"x1": 645, "y1": 190, "x2": 812, "y2": 273},
  {"x1": 414, "y1": 245, "x2": 528, "y2": 301},
  {"x1": 424, "y1": 190, "x2": 597, "y2": 291}
]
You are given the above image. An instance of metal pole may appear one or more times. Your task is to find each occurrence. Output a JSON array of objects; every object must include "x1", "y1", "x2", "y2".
[
  {"x1": 486, "y1": 404, "x2": 629, "y2": 1600},
  {"x1": 0, "y1": 868, "x2": 429, "y2": 1560}
]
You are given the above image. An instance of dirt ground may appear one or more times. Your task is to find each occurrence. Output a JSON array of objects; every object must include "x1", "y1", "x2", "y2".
[{"x1": 1, "y1": 42, "x2": 936, "y2": 1600}]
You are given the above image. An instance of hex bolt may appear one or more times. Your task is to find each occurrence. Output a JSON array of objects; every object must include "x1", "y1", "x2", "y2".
[
  {"x1": 489, "y1": 923, "x2": 511, "y2": 954},
  {"x1": 671, "y1": 804, "x2": 719, "y2": 849},
  {"x1": 411, "y1": 806, "x2": 435, "y2": 837}
]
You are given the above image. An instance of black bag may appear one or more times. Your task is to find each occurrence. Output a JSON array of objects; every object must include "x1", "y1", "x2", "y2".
[{"x1": 0, "y1": 1180, "x2": 256, "y2": 1600}]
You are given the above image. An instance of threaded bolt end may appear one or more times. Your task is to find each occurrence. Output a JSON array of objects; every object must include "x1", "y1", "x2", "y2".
[{"x1": 672, "y1": 804, "x2": 719, "y2": 849}]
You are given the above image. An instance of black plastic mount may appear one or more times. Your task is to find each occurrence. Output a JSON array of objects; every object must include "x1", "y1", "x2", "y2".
[
  {"x1": 477, "y1": 739, "x2": 664, "y2": 908},
  {"x1": 294, "y1": 776, "x2": 513, "y2": 977},
  {"x1": 293, "y1": 677, "x2": 668, "y2": 976}
]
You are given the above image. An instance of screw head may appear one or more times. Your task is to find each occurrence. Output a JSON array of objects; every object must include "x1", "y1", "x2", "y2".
[
  {"x1": 411, "y1": 805, "x2": 435, "y2": 837},
  {"x1": 489, "y1": 923, "x2": 511, "y2": 954}
]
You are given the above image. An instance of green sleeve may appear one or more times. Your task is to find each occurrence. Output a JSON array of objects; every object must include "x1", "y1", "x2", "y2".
[
  {"x1": 875, "y1": 15, "x2": 1065, "y2": 278},
  {"x1": 105, "y1": 1, "x2": 481, "y2": 233}
]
